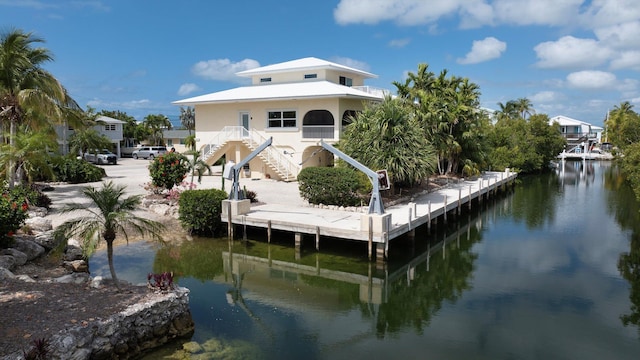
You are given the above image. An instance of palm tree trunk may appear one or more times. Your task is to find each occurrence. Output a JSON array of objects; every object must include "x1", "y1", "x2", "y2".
[
  {"x1": 8, "y1": 117, "x2": 16, "y2": 189},
  {"x1": 106, "y1": 241, "x2": 122, "y2": 291}
]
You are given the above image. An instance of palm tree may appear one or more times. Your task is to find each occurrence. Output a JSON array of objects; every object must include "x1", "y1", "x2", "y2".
[
  {"x1": 0, "y1": 28, "x2": 78, "y2": 187},
  {"x1": 53, "y1": 181, "x2": 165, "y2": 291},
  {"x1": 180, "y1": 106, "x2": 195, "y2": 136},
  {"x1": 515, "y1": 98, "x2": 535, "y2": 119},
  {"x1": 0, "y1": 125, "x2": 58, "y2": 184},
  {"x1": 184, "y1": 150, "x2": 211, "y2": 185},
  {"x1": 143, "y1": 114, "x2": 172, "y2": 145}
]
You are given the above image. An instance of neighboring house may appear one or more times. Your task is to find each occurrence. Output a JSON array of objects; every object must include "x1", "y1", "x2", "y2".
[
  {"x1": 173, "y1": 57, "x2": 388, "y2": 181},
  {"x1": 163, "y1": 129, "x2": 190, "y2": 153},
  {"x1": 549, "y1": 115, "x2": 602, "y2": 153},
  {"x1": 56, "y1": 115, "x2": 125, "y2": 157}
]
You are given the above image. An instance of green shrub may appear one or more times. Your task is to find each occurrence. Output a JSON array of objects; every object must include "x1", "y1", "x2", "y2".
[
  {"x1": 0, "y1": 189, "x2": 29, "y2": 248},
  {"x1": 297, "y1": 166, "x2": 368, "y2": 207},
  {"x1": 149, "y1": 153, "x2": 189, "y2": 190},
  {"x1": 51, "y1": 156, "x2": 105, "y2": 183},
  {"x1": 178, "y1": 188, "x2": 228, "y2": 236},
  {"x1": 9, "y1": 184, "x2": 52, "y2": 209}
]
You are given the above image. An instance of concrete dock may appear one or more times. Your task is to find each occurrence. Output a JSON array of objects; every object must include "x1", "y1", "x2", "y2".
[{"x1": 222, "y1": 170, "x2": 517, "y2": 261}]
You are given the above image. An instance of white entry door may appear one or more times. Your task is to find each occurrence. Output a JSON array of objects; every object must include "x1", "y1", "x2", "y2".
[{"x1": 240, "y1": 112, "x2": 250, "y2": 131}]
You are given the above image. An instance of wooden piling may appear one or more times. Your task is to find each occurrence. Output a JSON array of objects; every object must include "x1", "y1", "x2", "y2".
[
  {"x1": 457, "y1": 188, "x2": 462, "y2": 215},
  {"x1": 227, "y1": 201, "x2": 233, "y2": 238},
  {"x1": 444, "y1": 195, "x2": 448, "y2": 223},
  {"x1": 267, "y1": 220, "x2": 272, "y2": 243},
  {"x1": 368, "y1": 216, "x2": 373, "y2": 261},
  {"x1": 315, "y1": 226, "x2": 320, "y2": 251},
  {"x1": 427, "y1": 200, "x2": 432, "y2": 231},
  {"x1": 468, "y1": 185, "x2": 472, "y2": 210}
]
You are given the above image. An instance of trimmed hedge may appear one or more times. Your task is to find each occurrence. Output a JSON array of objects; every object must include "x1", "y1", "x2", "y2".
[
  {"x1": 178, "y1": 188, "x2": 228, "y2": 236},
  {"x1": 51, "y1": 157, "x2": 106, "y2": 183},
  {"x1": 297, "y1": 166, "x2": 368, "y2": 207}
]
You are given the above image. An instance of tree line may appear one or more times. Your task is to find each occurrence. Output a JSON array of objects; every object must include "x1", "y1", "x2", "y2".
[
  {"x1": 0, "y1": 28, "x2": 195, "y2": 189},
  {"x1": 606, "y1": 102, "x2": 640, "y2": 199}
]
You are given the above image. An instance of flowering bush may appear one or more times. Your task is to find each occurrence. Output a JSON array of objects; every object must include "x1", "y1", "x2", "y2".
[
  {"x1": 147, "y1": 272, "x2": 174, "y2": 292},
  {"x1": 0, "y1": 190, "x2": 29, "y2": 248},
  {"x1": 148, "y1": 152, "x2": 189, "y2": 191}
]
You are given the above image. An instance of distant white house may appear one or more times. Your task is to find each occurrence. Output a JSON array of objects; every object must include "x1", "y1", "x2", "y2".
[
  {"x1": 56, "y1": 115, "x2": 125, "y2": 157},
  {"x1": 549, "y1": 115, "x2": 603, "y2": 152},
  {"x1": 173, "y1": 57, "x2": 389, "y2": 181}
]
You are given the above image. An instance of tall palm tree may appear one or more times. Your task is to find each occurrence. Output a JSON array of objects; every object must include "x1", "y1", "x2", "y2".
[
  {"x1": 515, "y1": 98, "x2": 535, "y2": 119},
  {"x1": 0, "y1": 28, "x2": 77, "y2": 187},
  {"x1": 143, "y1": 114, "x2": 172, "y2": 145},
  {"x1": 53, "y1": 181, "x2": 165, "y2": 291},
  {"x1": 180, "y1": 106, "x2": 195, "y2": 136}
]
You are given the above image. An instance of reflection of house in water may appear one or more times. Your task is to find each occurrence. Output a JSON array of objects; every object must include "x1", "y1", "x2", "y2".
[{"x1": 556, "y1": 159, "x2": 596, "y2": 186}]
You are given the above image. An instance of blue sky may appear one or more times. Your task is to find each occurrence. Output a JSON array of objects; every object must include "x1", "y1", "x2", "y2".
[{"x1": 1, "y1": 0, "x2": 638, "y2": 126}]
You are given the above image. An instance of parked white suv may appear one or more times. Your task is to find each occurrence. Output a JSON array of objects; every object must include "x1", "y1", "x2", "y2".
[
  {"x1": 83, "y1": 149, "x2": 118, "y2": 165},
  {"x1": 132, "y1": 146, "x2": 167, "y2": 159}
]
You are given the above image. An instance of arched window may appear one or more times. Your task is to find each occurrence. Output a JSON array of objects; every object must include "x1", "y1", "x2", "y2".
[
  {"x1": 302, "y1": 110, "x2": 335, "y2": 139},
  {"x1": 342, "y1": 110, "x2": 359, "y2": 132}
]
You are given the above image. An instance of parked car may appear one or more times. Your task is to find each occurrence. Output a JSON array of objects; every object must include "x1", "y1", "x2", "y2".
[
  {"x1": 83, "y1": 149, "x2": 117, "y2": 165},
  {"x1": 132, "y1": 146, "x2": 167, "y2": 159}
]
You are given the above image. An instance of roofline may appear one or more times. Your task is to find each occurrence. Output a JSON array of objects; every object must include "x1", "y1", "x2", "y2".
[
  {"x1": 173, "y1": 93, "x2": 382, "y2": 106},
  {"x1": 236, "y1": 57, "x2": 377, "y2": 79}
]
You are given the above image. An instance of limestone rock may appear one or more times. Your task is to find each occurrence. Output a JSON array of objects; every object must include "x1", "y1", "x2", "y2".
[
  {"x1": 15, "y1": 274, "x2": 35, "y2": 282},
  {"x1": 12, "y1": 238, "x2": 45, "y2": 261},
  {"x1": 0, "y1": 248, "x2": 28, "y2": 266},
  {"x1": 63, "y1": 245, "x2": 85, "y2": 261},
  {"x1": 0, "y1": 266, "x2": 15, "y2": 280},
  {"x1": 25, "y1": 216, "x2": 52, "y2": 232},
  {"x1": 27, "y1": 206, "x2": 48, "y2": 218},
  {"x1": 0, "y1": 255, "x2": 16, "y2": 271},
  {"x1": 63, "y1": 259, "x2": 89, "y2": 273},
  {"x1": 55, "y1": 273, "x2": 90, "y2": 284},
  {"x1": 33, "y1": 230, "x2": 61, "y2": 250}
]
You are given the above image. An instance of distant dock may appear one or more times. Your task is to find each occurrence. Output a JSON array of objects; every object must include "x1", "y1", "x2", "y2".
[{"x1": 222, "y1": 170, "x2": 517, "y2": 262}]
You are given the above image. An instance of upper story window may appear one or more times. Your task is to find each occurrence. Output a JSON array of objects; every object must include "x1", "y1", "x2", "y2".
[
  {"x1": 304, "y1": 74, "x2": 317, "y2": 79},
  {"x1": 339, "y1": 76, "x2": 352, "y2": 86},
  {"x1": 260, "y1": 77, "x2": 272, "y2": 83},
  {"x1": 268, "y1": 110, "x2": 297, "y2": 128},
  {"x1": 104, "y1": 124, "x2": 116, "y2": 131}
]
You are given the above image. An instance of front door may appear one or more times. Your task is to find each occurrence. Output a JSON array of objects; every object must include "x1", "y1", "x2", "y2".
[{"x1": 240, "y1": 112, "x2": 250, "y2": 131}]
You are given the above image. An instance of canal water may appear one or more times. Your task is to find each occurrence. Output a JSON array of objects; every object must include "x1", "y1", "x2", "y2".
[{"x1": 90, "y1": 160, "x2": 640, "y2": 359}]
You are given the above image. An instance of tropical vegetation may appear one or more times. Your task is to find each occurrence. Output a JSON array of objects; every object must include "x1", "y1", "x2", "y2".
[
  {"x1": 53, "y1": 181, "x2": 165, "y2": 290},
  {"x1": 607, "y1": 102, "x2": 640, "y2": 200}
]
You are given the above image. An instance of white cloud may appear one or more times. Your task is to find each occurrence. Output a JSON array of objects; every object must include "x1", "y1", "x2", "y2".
[
  {"x1": 388, "y1": 38, "x2": 411, "y2": 48},
  {"x1": 580, "y1": 0, "x2": 640, "y2": 28},
  {"x1": 534, "y1": 36, "x2": 611, "y2": 69},
  {"x1": 491, "y1": 0, "x2": 583, "y2": 27},
  {"x1": 594, "y1": 21, "x2": 640, "y2": 49},
  {"x1": 610, "y1": 51, "x2": 640, "y2": 70},
  {"x1": 177, "y1": 83, "x2": 201, "y2": 96},
  {"x1": 333, "y1": 0, "x2": 460, "y2": 26},
  {"x1": 330, "y1": 56, "x2": 371, "y2": 72},
  {"x1": 566, "y1": 70, "x2": 617, "y2": 90},
  {"x1": 457, "y1": 37, "x2": 506, "y2": 64},
  {"x1": 529, "y1": 91, "x2": 564, "y2": 103},
  {"x1": 191, "y1": 58, "x2": 260, "y2": 82}
]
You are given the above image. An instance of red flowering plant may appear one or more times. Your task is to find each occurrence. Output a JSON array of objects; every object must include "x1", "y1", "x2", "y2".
[
  {"x1": 0, "y1": 191, "x2": 29, "y2": 248},
  {"x1": 148, "y1": 152, "x2": 189, "y2": 192}
]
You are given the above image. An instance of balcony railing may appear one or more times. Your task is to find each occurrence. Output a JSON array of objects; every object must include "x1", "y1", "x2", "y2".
[{"x1": 302, "y1": 125, "x2": 334, "y2": 139}]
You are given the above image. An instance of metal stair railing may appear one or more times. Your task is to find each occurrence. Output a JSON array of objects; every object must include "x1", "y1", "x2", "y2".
[
  {"x1": 200, "y1": 126, "x2": 300, "y2": 180},
  {"x1": 242, "y1": 129, "x2": 300, "y2": 181}
]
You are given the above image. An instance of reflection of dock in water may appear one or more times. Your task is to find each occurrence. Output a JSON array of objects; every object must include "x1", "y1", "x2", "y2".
[{"x1": 221, "y1": 213, "x2": 484, "y2": 306}]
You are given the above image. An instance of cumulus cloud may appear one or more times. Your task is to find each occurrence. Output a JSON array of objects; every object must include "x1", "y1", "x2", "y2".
[
  {"x1": 530, "y1": 91, "x2": 564, "y2": 103},
  {"x1": 333, "y1": 0, "x2": 460, "y2": 26},
  {"x1": 457, "y1": 37, "x2": 506, "y2": 64},
  {"x1": 191, "y1": 58, "x2": 260, "y2": 82},
  {"x1": 388, "y1": 38, "x2": 411, "y2": 48},
  {"x1": 330, "y1": 56, "x2": 371, "y2": 72},
  {"x1": 594, "y1": 21, "x2": 640, "y2": 50},
  {"x1": 177, "y1": 83, "x2": 201, "y2": 96},
  {"x1": 534, "y1": 36, "x2": 612, "y2": 69},
  {"x1": 610, "y1": 51, "x2": 640, "y2": 70},
  {"x1": 566, "y1": 70, "x2": 617, "y2": 90}
]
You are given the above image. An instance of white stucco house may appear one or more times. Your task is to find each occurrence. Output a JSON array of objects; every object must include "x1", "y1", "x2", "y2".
[
  {"x1": 56, "y1": 115, "x2": 125, "y2": 157},
  {"x1": 173, "y1": 57, "x2": 389, "y2": 181},
  {"x1": 549, "y1": 115, "x2": 603, "y2": 152}
]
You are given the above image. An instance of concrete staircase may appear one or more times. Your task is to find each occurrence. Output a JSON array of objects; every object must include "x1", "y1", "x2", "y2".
[{"x1": 200, "y1": 126, "x2": 300, "y2": 182}]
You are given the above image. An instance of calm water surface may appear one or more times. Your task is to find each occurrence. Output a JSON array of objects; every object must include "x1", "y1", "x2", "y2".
[{"x1": 91, "y1": 160, "x2": 640, "y2": 359}]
